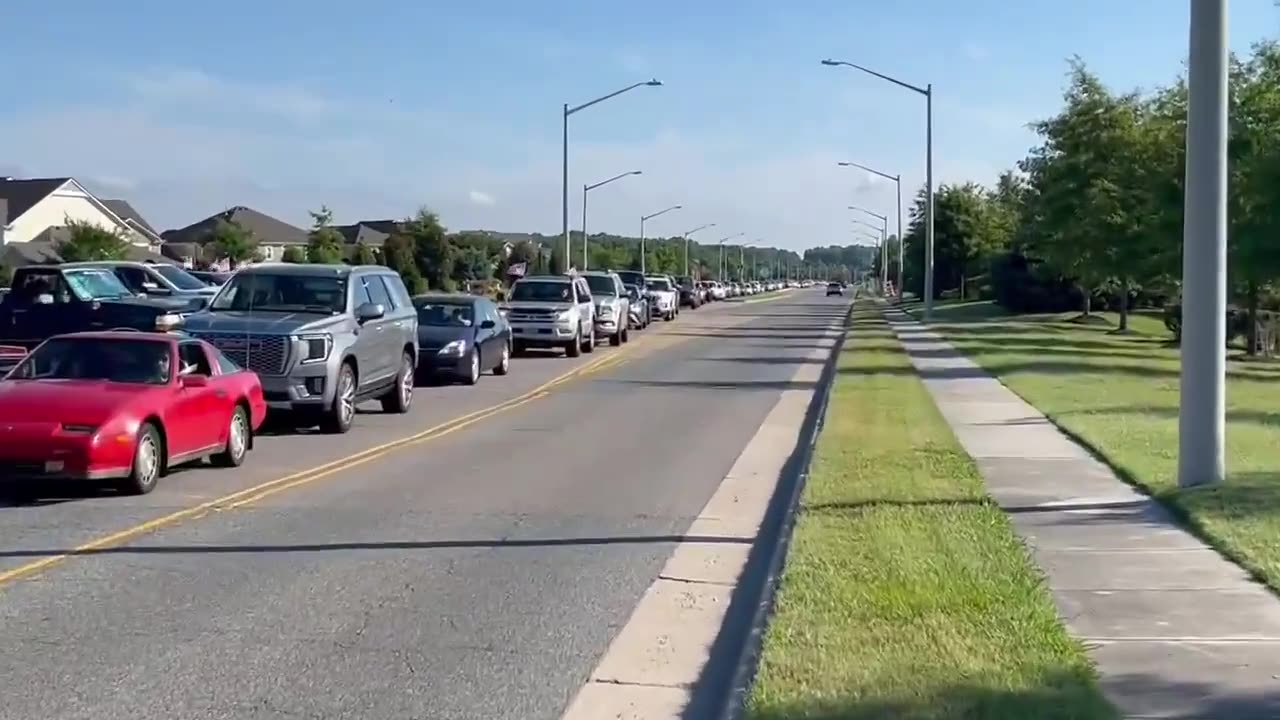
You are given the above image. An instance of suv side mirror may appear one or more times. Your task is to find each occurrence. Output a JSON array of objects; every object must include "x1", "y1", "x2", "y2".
[
  {"x1": 355, "y1": 302, "x2": 385, "y2": 322},
  {"x1": 480, "y1": 319, "x2": 496, "y2": 329}
]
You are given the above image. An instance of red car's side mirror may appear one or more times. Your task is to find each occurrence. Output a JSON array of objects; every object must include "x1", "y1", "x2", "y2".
[{"x1": 180, "y1": 374, "x2": 209, "y2": 388}]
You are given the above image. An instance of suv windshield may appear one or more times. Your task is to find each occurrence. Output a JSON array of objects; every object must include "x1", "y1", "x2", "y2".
[
  {"x1": 646, "y1": 279, "x2": 672, "y2": 292},
  {"x1": 209, "y1": 273, "x2": 347, "y2": 313},
  {"x1": 63, "y1": 268, "x2": 132, "y2": 300},
  {"x1": 416, "y1": 301, "x2": 474, "y2": 327},
  {"x1": 152, "y1": 264, "x2": 211, "y2": 291},
  {"x1": 9, "y1": 337, "x2": 172, "y2": 385},
  {"x1": 584, "y1": 275, "x2": 616, "y2": 296},
  {"x1": 510, "y1": 280, "x2": 572, "y2": 303}
]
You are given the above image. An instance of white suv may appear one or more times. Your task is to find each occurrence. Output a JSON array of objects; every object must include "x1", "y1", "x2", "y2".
[{"x1": 504, "y1": 274, "x2": 597, "y2": 357}]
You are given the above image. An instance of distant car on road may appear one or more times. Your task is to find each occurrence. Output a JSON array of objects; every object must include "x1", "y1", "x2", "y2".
[
  {"x1": 504, "y1": 274, "x2": 597, "y2": 357},
  {"x1": 624, "y1": 284, "x2": 650, "y2": 330},
  {"x1": 645, "y1": 276, "x2": 678, "y2": 321},
  {"x1": 182, "y1": 264, "x2": 419, "y2": 434},
  {"x1": 0, "y1": 331, "x2": 267, "y2": 494},
  {"x1": 412, "y1": 293, "x2": 511, "y2": 384},
  {"x1": 826, "y1": 282, "x2": 843, "y2": 296},
  {"x1": 582, "y1": 270, "x2": 631, "y2": 346}
]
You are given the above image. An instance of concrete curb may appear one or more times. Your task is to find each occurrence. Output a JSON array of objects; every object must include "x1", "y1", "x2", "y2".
[{"x1": 709, "y1": 292, "x2": 857, "y2": 720}]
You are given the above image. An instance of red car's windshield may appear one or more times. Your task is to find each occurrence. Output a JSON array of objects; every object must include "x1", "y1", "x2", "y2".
[{"x1": 8, "y1": 337, "x2": 173, "y2": 385}]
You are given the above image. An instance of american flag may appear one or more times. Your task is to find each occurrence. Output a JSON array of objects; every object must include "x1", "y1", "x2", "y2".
[{"x1": 507, "y1": 262, "x2": 528, "y2": 277}]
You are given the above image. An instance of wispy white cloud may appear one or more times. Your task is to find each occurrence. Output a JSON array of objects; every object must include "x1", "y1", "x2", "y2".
[
  {"x1": 119, "y1": 67, "x2": 334, "y2": 122},
  {"x1": 961, "y1": 43, "x2": 990, "y2": 62},
  {"x1": 468, "y1": 190, "x2": 496, "y2": 206}
]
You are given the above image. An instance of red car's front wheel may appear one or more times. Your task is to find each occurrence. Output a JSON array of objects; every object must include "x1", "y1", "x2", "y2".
[{"x1": 118, "y1": 422, "x2": 163, "y2": 495}]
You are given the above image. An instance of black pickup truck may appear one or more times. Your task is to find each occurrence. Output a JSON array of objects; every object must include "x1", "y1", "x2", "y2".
[{"x1": 0, "y1": 265, "x2": 200, "y2": 352}]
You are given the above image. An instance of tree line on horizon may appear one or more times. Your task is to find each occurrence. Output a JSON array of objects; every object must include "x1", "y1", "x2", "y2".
[{"x1": 881, "y1": 41, "x2": 1280, "y2": 355}]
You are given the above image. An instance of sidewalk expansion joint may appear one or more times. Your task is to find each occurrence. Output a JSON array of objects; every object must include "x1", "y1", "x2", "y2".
[
  {"x1": 591, "y1": 678, "x2": 688, "y2": 690},
  {"x1": 657, "y1": 574, "x2": 736, "y2": 587}
]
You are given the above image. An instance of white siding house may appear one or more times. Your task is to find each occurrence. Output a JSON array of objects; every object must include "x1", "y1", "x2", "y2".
[{"x1": 0, "y1": 177, "x2": 158, "y2": 249}]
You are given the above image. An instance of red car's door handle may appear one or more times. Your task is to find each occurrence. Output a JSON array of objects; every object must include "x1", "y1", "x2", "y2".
[{"x1": 214, "y1": 389, "x2": 228, "y2": 398}]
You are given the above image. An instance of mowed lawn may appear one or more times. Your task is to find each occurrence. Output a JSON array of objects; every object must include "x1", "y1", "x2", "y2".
[
  {"x1": 746, "y1": 302, "x2": 1113, "y2": 720},
  {"x1": 908, "y1": 299, "x2": 1280, "y2": 593}
]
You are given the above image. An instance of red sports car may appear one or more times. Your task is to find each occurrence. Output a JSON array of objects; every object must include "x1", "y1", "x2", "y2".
[{"x1": 0, "y1": 331, "x2": 267, "y2": 494}]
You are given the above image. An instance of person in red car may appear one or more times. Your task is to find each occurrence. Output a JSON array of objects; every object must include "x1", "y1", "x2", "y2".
[{"x1": 0, "y1": 332, "x2": 267, "y2": 495}]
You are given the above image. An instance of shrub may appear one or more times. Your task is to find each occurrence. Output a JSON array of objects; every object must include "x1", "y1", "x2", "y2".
[{"x1": 990, "y1": 252, "x2": 1082, "y2": 313}]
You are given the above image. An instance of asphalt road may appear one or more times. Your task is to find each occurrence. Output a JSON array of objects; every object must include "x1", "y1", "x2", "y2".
[{"x1": 0, "y1": 289, "x2": 851, "y2": 720}]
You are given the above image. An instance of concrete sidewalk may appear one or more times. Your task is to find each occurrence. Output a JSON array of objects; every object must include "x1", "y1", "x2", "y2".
[{"x1": 885, "y1": 307, "x2": 1280, "y2": 720}]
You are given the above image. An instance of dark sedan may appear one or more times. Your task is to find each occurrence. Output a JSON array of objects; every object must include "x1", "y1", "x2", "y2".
[{"x1": 412, "y1": 294, "x2": 512, "y2": 385}]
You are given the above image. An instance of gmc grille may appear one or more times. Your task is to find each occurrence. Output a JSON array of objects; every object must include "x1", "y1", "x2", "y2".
[{"x1": 193, "y1": 332, "x2": 290, "y2": 375}]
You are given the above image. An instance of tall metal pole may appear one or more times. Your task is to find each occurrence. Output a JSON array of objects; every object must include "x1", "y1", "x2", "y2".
[
  {"x1": 924, "y1": 84, "x2": 935, "y2": 319},
  {"x1": 562, "y1": 104, "x2": 570, "y2": 270},
  {"x1": 581, "y1": 184, "x2": 588, "y2": 270},
  {"x1": 1178, "y1": 0, "x2": 1228, "y2": 488},
  {"x1": 896, "y1": 174, "x2": 904, "y2": 298},
  {"x1": 639, "y1": 216, "x2": 647, "y2": 274},
  {"x1": 683, "y1": 234, "x2": 690, "y2": 277}
]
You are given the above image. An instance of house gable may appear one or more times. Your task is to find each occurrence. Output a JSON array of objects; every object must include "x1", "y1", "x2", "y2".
[
  {"x1": 163, "y1": 205, "x2": 308, "y2": 248},
  {"x1": 0, "y1": 177, "x2": 150, "y2": 246}
]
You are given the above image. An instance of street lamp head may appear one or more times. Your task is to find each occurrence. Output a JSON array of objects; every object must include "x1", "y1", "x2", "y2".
[
  {"x1": 821, "y1": 59, "x2": 840, "y2": 66},
  {"x1": 646, "y1": 79, "x2": 663, "y2": 86},
  {"x1": 837, "y1": 161, "x2": 852, "y2": 166},
  {"x1": 630, "y1": 171, "x2": 643, "y2": 176}
]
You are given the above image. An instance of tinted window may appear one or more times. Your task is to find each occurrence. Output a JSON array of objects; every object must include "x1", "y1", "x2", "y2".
[
  {"x1": 9, "y1": 337, "x2": 172, "y2": 385},
  {"x1": 584, "y1": 275, "x2": 616, "y2": 295},
  {"x1": 576, "y1": 280, "x2": 592, "y2": 302},
  {"x1": 362, "y1": 275, "x2": 393, "y2": 309},
  {"x1": 510, "y1": 281, "x2": 572, "y2": 302},
  {"x1": 115, "y1": 267, "x2": 151, "y2": 293},
  {"x1": 377, "y1": 275, "x2": 410, "y2": 309}
]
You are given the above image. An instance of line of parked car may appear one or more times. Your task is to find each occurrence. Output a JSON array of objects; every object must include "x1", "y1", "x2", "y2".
[{"x1": 0, "y1": 259, "x2": 801, "y2": 497}]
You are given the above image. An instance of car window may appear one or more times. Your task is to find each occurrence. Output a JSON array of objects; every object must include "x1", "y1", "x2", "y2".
[
  {"x1": 10, "y1": 337, "x2": 172, "y2": 385},
  {"x1": 576, "y1": 280, "x2": 592, "y2": 303},
  {"x1": 362, "y1": 275, "x2": 393, "y2": 309},
  {"x1": 584, "y1": 275, "x2": 616, "y2": 296},
  {"x1": 114, "y1": 266, "x2": 151, "y2": 294},
  {"x1": 376, "y1": 275, "x2": 405, "y2": 310},
  {"x1": 152, "y1": 264, "x2": 209, "y2": 291},
  {"x1": 177, "y1": 342, "x2": 214, "y2": 376},
  {"x1": 510, "y1": 281, "x2": 572, "y2": 302},
  {"x1": 62, "y1": 268, "x2": 132, "y2": 301},
  {"x1": 209, "y1": 345, "x2": 242, "y2": 375},
  {"x1": 210, "y1": 273, "x2": 347, "y2": 314}
]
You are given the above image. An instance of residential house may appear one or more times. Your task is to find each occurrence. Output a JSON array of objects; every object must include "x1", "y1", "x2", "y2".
[
  {"x1": 161, "y1": 205, "x2": 308, "y2": 267},
  {"x1": 0, "y1": 176, "x2": 173, "y2": 271},
  {"x1": 334, "y1": 219, "x2": 396, "y2": 261}
]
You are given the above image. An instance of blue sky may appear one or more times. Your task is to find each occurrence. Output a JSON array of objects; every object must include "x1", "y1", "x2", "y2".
[{"x1": 4, "y1": 1, "x2": 1277, "y2": 249}]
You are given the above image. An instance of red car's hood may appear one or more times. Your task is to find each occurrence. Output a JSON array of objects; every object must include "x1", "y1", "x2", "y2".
[{"x1": 0, "y1": 380, "x2": 166, "y2": 425}]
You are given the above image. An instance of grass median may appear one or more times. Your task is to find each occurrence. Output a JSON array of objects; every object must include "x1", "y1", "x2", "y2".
[
  {"x1": 902, "y1": 299, "x2": 1280, "y2": 595},
  {"x1": 746, "y1": 301, "x2": 1113, "y2": 720}
]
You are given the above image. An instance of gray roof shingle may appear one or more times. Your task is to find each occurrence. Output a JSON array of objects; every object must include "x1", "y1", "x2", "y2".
[{"x1": 0, "y1": 177, "x2": 70, "y2": 223}]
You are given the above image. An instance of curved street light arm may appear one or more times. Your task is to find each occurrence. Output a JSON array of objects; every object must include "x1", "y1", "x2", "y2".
[
  {"x1": 586, "y1": 170, "x2": 642, "y2": 192},
  {"x1": 821, "y1": 59, "x2": 927, "y2": 96},
  {"x1": 838, "y1": 160, "x2": 899, "y2": 183},
  {"x1": 567, "y1": 80, "x2": 663, "y2": 116}
]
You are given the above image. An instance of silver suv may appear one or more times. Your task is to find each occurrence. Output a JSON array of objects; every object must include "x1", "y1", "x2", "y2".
[
  {"x1": 504, "y1": 274, "x2": 596, "y2": 357},
  {"x1": 581, "y1": 271, "x2": 631, "y2": 346},
  {"x1": 181, "y1": 264, "x2": 419, "y2": 434}
]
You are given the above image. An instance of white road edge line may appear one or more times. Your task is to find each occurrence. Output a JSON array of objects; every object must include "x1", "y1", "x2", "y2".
[{"x1": 559, "y1": 314, "x2": 845, "y2": 720}]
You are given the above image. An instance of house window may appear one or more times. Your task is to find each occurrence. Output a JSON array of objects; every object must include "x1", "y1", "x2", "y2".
[{"x1": 263, "y1": 246, "x2": 276, "y2": 260}]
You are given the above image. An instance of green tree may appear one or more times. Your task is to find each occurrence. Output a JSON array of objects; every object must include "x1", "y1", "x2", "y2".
[
  {"x1": 210, "y1": 218, "x2": 258, "y2": 268},
  {"x1": 306, "y1": 205, "x2": 345, "y2": 264},
  {"x1": 282, "y1": 246, "x2": 307, "y2": 263},
  {"x1": 57, "y1": 219, "x2": 131, "y2": 262},
  {"x1": 405, "y1": 207, "x2": 453, "y2": 290},
  {"x1": 381, "y1": 232, "x2": 426, "y2": 293},
  {"x1": 353, "y1": 242, "x2": 378, "y2": 265},
  {"x1": 0, "y1": 261, "x2": 12, "y2": 287},
  {"x1": 549, "y1": 244, "x2": 567, "y2": 275}
]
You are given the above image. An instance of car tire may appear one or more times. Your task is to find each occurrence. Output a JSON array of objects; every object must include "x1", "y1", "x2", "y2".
[
  {"x1": 320, "y1": 362, "x2": 357, "y2": 434},
  {"x1": 512, "y1": 340, "x2": 527, "y2": 356},
  {"x1": 380, "y1": 352, "x2": 415, "y2": 413},
  {"x1": 118, "y1": 422, "x2": 163, "y2": 495},
  {"x1": 610, "y1": 329, "x2": 623, "y2": 346},
  {"x1": 211, "y1": 404, "x2": 250, "y2": 468},
  {"x1": 463, "y1": 347, "x2": 481, "y2": 385},
  {"x1": 582, "y1": 329, "x2": 596, "y2": 354},
  {"x1": 565, "y1": 332, "x2": 582, "y2": 358},
  {"x1": 622, "y1": 326, "x2": 630, "y2": 343},
  {"x1": 664, "y1": 311, "x2": 674, "y2": 321},
  {"x1": 494, "y1": 341, "x2": 511, "y2": 375}
]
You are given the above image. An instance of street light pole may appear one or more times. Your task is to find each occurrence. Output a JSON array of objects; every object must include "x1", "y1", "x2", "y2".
[
  {"x1": 582, "y1": 170, "x2": 642, "y2": 270},
  {"x1": 715, "y1": 232, "x2": 744, "y2": 281},
  {"x1": 839, "y1": 161, "x2": 903, "y2": 297},
  {"x1": 681, "y1": 223, "x2": 716, "y2": 277},
  {"x1": 639, "y1": 205, "x2": 683, "y2": 275},
  {"x1": 851, "y1": 206, "x2": 889, "y2": 293},
  {"x1": 562, "y1": 80, "x2": 663, "y2": 271},
  {"x1": 823, "y1": 59, "x2": 933, "y2": 317},
  {"x1": 1178, "y1": 0, "x2": 1228, "y2": 488}
]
